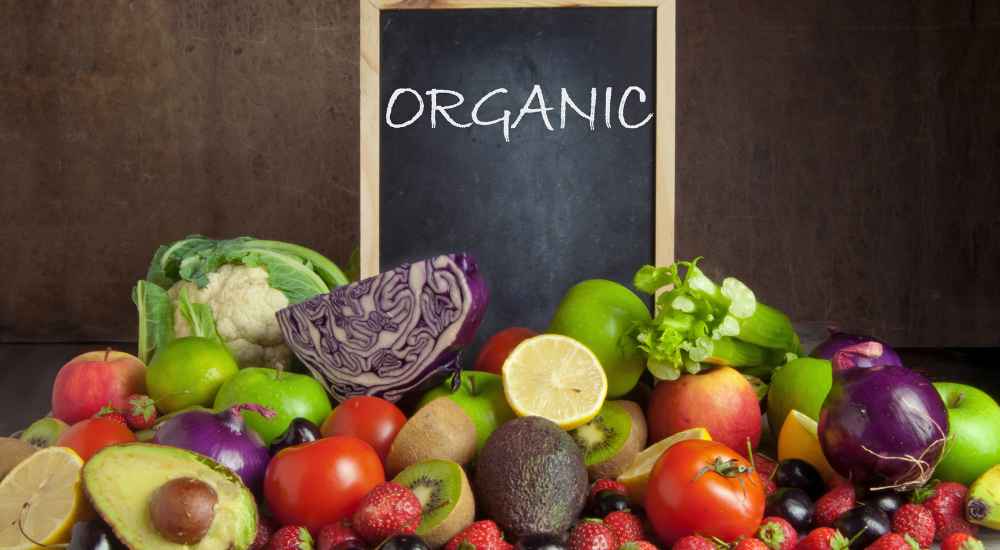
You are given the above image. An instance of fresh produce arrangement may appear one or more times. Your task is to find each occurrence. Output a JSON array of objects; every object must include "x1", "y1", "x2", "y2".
[{"x1": 2, "y1": 239, "x2": 998, "y2": 550}]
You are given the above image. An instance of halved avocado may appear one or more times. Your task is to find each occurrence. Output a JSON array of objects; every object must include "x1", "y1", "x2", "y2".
[{"x1": 83, "y1": 443, "x2": 257, "y2": 550}]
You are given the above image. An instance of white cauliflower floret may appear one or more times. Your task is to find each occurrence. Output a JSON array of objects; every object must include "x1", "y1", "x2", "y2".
[{"x1": 169, "y1": 264, "x2": 291, "y2": 369}]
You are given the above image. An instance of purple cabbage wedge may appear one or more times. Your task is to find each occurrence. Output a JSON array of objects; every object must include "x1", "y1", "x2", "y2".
[
  {"x1": 276, "y1": 253, "x2": 488, "y2": 403},
  {"x1": 810, "y1": 329, "x2": 902, "y2": 369},
  {"x1": 818, "y1": 342, "x2": 949, "y2": 491}
]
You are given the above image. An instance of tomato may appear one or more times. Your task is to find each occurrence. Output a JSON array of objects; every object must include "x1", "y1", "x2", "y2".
[
  {"x1": 321, "y1": 396, "x2": 406, "y2": 461},
  {"x1": 57, "y1": 417, "x2": 136, "y2": 461},
  {"x1": 264, "y1": 436, "x2": 384, "y2": 532},
  {"x1": 645, "y1": 439, "x2": 764, "y2": 544},
  {"x1": 474, "y1": 327, "x2": 538, "y2": 374}
]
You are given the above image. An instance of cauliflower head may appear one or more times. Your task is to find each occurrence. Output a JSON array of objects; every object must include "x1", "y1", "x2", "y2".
[{"x1": 169, "y1": 263, "x2": 291, "y2": 369}]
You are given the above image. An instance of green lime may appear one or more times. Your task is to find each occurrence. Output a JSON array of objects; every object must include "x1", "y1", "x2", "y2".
[
  {"x1": 548, "y1": 279, "x2": 651, "y2": 398},
  {"x1": 766, "y1": 357, "x2": 832, "y2": 431},
  {"x1": 146, "y1": 336, "x2": 239, "y2": 413}
]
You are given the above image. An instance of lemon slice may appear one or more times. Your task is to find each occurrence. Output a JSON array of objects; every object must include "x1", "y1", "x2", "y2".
[
  {"x1": 502, "y1": 334, "x2": 608, "y2": 429},
  {"x1": 0, "y1": 447, "x2": 89, "y2": 549},
  {"x1": 778, "y1": 409, "x2": 837, "y2": 482},
  {"x1": 617, "y1": 427, "x2": 712, "y2": 504}
]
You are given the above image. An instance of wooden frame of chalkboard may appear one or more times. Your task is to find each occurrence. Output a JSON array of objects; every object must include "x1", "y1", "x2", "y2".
[{"x1": 359, "y1": 0, "x2": 676, "y2": 277}]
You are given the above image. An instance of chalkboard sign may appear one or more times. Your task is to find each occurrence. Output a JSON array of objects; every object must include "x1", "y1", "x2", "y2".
[{"x1": 360, "y1": 0, "x2": 675, "y2": 352}]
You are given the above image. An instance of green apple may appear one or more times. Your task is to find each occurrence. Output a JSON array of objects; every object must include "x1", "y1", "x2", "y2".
[
  {"x1": 548, "y1": 279, "x2": 651, "y2": 398},
  {"x1": 147, "y1": 336, "x2": 239, "y2": 413},
  {"x1": 933, "y1": 382, "x2": 1000, "y2": 485},
  {"x1": 416, "y1": 371, "x2": 515, "y2": 451},
  {"x1": 214, "y1": 367, "x2": 332, "y2": 445},
  {"x1": 766, "y1": 357, "x2": 833, "y2": 431}
]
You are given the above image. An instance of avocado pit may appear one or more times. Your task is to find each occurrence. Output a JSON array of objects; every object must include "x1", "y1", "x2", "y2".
[{"x1": 149, "y1": 477, "x2": 219, "y2": 544}]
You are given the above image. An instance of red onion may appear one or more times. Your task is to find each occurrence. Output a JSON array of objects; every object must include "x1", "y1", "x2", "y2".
[
  {"x1": 818, "y1": 342, "x2": 948, "y2": 491},
  {"x1": 153, "y1": 403, "x2": 275, "y2": 493},
  {"x1": 810, "y1": 330, "x2": 902, "y2": 369}
]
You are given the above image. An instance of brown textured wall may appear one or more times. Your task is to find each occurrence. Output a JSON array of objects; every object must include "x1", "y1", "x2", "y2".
[
  {"x1": 1, "y1": 1, "x2": 359, "y2": 342},
  {"x1": 675, "y1": 2, "x2": 1000, "y2": 346},
  {"x1": 1, "y1": 1, "x2": 998, "y2": 346}
]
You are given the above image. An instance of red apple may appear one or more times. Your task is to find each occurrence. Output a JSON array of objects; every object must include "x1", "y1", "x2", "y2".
[
  {"x1": 52, "y1": 349, "x2": 146, "y2": 424},
  {"x1": 647, "y1": 366, "x2": 761, "y2": 455}
]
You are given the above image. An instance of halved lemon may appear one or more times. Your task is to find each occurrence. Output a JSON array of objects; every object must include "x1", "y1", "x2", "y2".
[
  {"x1": 502, "y1": 334, "x2": 608, "y2": 429},
  {"x1": 617, "y1": 427, "x2": 712, "y2": 504},
  {"x1": 778, "y1": 409, "x2": 837, "y2": 482},
  {"x1": 0, "y1": 447, "x2": 90, "y2": 549}
]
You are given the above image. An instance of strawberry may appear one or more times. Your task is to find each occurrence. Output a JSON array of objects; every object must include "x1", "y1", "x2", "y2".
[
  {"x1": 590, "y1": 479, "x2": 628, "y2": 501},
  {"x1": 95, "y1": 405, "x2": 128, "y2": 426},
  {"x1": 891, "y1": 503, "x2": 935, "y2": 548},
  {"x1": 317, "y1": 521, "x2": 361, "y2": 550},
  {"x1": 620, "y1": 542, "x2": 658, "y2": 550},
  {"x1": 912, "y1": 481, "x2": 978, "y2": 541},
  {"x1": 568, "y1": 520, "x2": 616, "y2": 550},
  {"x1": 733, "y1": 539, "x2": 768, "y2": 550},
  {"x1": 814, "y1": 485, "x2": 856, "y2": 527},
  {"x1": 603, "y1": 511, "x2": 643, "y2": 546},
  {"x1": 124, "y1": 394, "x2": 157, "y2": 430},
  {"x1": 352, "y1": 482, "x2": 422, "y2": 544},
  {"x1": 753, "y1": 452, "x2": 777, "y2": 479},
  {"x1": 250, "y1": 516, "x2": 275, "y2": 550},
  {"x1": 750, "y1": 452, "x2": 777, "y2": 497},
  {"x1": 940, "y1": 532, "x2": 985, "y2": 550},
  {"x1": 670, "y1": 536, "x2": 715, "y2": 550},
  {"x1": 865, "y1": 533, "x2": 919, "y2": 550},
  {"x1": 757, "y1": 516, "x2": 796, "y2": 550},
  {"x1": 796, "y1": 528, "x2": 851, "y2": 550},
  {"x1": 445, "y1": 520, "x2": 507, "y2": 550},
  {"x1": 268, "y1": 526, "x2": 313, "y2": 550}
]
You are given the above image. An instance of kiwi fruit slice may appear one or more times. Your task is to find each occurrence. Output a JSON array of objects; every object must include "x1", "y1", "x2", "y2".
[
  {"x1": 20, "y1": 417, "x2": 69, "y2": 448},
  {"x1": 0, "y1": 437, "x2": 36, "y2": 480},
  {"x1": 570, "y1": 400, "x2": 647, "y2": 480},
  {"x1": 386, "y1": 398, "x2": 477, "y2": 477},
  {"x1": 393, "y1": 459, "x2": 474, "y2": 548}
]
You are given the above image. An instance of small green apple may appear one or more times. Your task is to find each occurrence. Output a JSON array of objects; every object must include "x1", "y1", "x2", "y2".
[
  {"x1": 147, "y1": 337, "x2": 239, "y2": 413},
  {"x1": 417, "y1": 371, "x2": 515, "y2": 451},
  {"x1": 214, "y1": 367, "x2": 332, "y2": 445},
  {"x1": 548, "y1": 279, "x2": 652, "y2": 398},
  {"x1": 934, "y1": 382, "x2": 1000, "y2": 485}
]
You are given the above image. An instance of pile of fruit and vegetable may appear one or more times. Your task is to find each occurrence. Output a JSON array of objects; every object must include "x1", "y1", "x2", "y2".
[{"x1": 3, "y1": 236, "x2": 999, "y2": 550}]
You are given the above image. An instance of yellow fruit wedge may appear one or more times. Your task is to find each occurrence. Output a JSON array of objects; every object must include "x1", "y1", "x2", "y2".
[
  {"x1": 617, "y1": 427, "x2": 712, "y2": 504},
  {"x1": 502, "y1": 334, "x2": 608, "y2": 430},
  {"x1": 778, "y1": 409, "x2": 838, "y2": 482},
  {"x1": 0, "y1": 447, "x2": 90, "y2": 550}
]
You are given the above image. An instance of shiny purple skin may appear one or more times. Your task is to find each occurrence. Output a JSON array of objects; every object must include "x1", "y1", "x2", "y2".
[
  {"x1": 810, "y1": 330, "x2": 903, "y2": 369},
  {"x1": 152, "y1": 404, "x2": 274, "y2": 493},
  {"x1": 276, "y1": 253, "x2": 488, "y2": 403},
  {"x1": 818, "y1": 362, "x2": 949, "y2": 489}
]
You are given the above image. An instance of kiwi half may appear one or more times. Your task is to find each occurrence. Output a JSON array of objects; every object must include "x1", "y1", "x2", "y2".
[
  {"x1": 386, "y1": 398, "x2": 477, "y2": 477},
  {"x1": 393, "y1": 459, "x2": 475, "y2": 549},
  {"x1": 571, "y1": 400, "x2": 647, "y2": 480},
  {"x1": 19, "y1": 417, "x2": 68, "y2": 448}
]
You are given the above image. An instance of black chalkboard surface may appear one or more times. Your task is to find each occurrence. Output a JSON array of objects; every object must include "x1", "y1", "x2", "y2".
[{"x1": 365, "y1": 5, "x2": 669, "y2": 356}]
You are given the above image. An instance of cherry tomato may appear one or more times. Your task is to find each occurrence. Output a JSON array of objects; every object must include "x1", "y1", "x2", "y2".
[
  {"x1": 645, "y1": 439, "x2": 764, "y2": 544},
  {"x1": 474, "y1": 327, "x2": 538, "y2": 374},
  {"x1": 321, "y1": 396, "x2": 406, "y2": 461},
  {"x1": 57, "y1": 417, "x2": 136, "y2": 461},
  {"x1": 264, "y1": 436, "x2": 384, "y2": 533}
]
